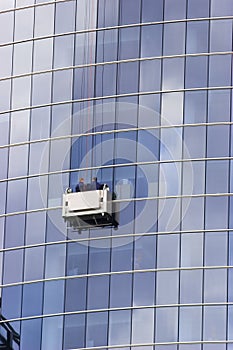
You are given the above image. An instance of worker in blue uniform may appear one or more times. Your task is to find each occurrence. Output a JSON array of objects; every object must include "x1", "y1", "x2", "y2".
[{"x1": 75, "y1": 177, "x2": 85, "y2": 192}]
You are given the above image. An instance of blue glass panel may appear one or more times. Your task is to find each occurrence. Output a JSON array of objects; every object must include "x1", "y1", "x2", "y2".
[
  {"x1": 43, "y1": 280, "x2": 65, "y2": 314},
  {"x1": 141, "y1": 24, "x2": 163, "y2": 57},
  {"x1": 2, "y1": 286, "x2": 22, "y2": 321},
  {"x1": 187, "y1": 0, "x2": 209, "y2": 18},
  {"x1": 0, "y1": 81, "x2": 11, "y2": 112},
  {"x1": 164, "y1": 0, "x2": 186, "y2": 20},
  {"x1": 210, "y1": 20, "x2": 232, "y2": 52},
  {"x1": 179, "y1": 306, "x2": 202, "y2": 341},
  {"x1": 110, "y1": 273, "x2": 132, "y2": 307},
  {"x1": 135, "y1": 199, "x2": 158, "y2": 233},
  {"x1": 41, "y1": 316, "x2": 63, "y2": 350},
  {"x1": 157, "y1": 234, "x2": 180, "y2": 268},
  {"x1": 52, "y1": 70, "x2": 73, "y2": 102},
  {"x1": 155, "y1": 307, "x2": 178, "y2": 342},
  {"x1": 206, "y1": 160, "x2": 229, "y2": 194},
  {"x1": 86, "y1": 312, "x2": 108, "y2": 347},
  {"x1": 98, "y1": 0, "x2": 119, "y2": 27},
  {"x1": 119, "y1": 0, "x2": 140, "y2": 25},
  {"x1": 186, "y1": 21, "x2": 209, "y2": 54},
  {"x1": 34, "y1": 4, "x2": 54, "y2": 37},
  {"x1": 89, "y1": 244, "x2": 110, "y2": 273},
  {"x1": 6, "y1": 179, "x2": 27, "y2": 213},
  {"x1": 136, "y1": 163, "x2": 158, "y2": 198},
  {"x1": 95, "y1": 64, "x2": 117, "y2": 97},
  {"x1": 204, "y1": 269, "x2": 227, "y2": 302},
  {"x1": 117, "y1": 61, "x2": 139, "y2": 94},
  {"x1": 3, "y1": 250, "x2": 23, "y2": 284},
  {"x1": 203, "y1": 306, "x2": 226, "y2": 340},
  {"x1": 21, "y1": 319, "x2": 41, "y2": 350},
  {"x1": 162, "y1": 58, "x2": 184, "y2": 90},
  {"x1": 142, "y1": 0, "x2": 163, "y2": 22},
  {"x1": 180, "y1": 270, "x2": 203, "y2": 303},
  {"x1": 10, "y1": 111, "x2": 30, "y2": 144},
  {"x1": 46, "y1": 209, "x2": 67, "y2": 243},
  {"x1": 208, "y1": 90, "x2": 231, "y2": 122},
  {"x1": 181, "y1": 232, "x2": 203, "y2": 267},
  {"x1": 207, "y1": 125, "x2": 229, "y2": 158},
  {"x1": 22, "y1": 283, "x2": 43, "y2": 317},
  {"x1": 5, "y1": 214, "x2": 25, "y2": 248},
  {"x1": 184, "y1": 90, "x2": 207, "y2": 123},
  {"x1": 33, "y1": 38, "x2": 53, "y2": 71},
  {"x1": 26, "y1": 212, "x2": 46, "y2": 244},
  {"x1": 158, "y1": 198, "x2": 181, "y2": 232},
  {"x1": 163, "y1": 23, "x2": 185, "y2": 55},
  {"x1": 8, "y1": 145, "x2": 28, "y2": 178},
  {"x1": 55, "y1": 1, "x2": 76, "y2": 34},
  {"x1": 132, "y1": 308, "x2": 154, "y2": 343},
  {"x1": 12, "y1": 77, "x2": 31, "y2": 109},
  {"x1": 28, "y1": 142, "x2": 49, "y2": 175},
  {"x1": 0, "y1": 148, "x2": 8, "y2": 180},
  {"x1": 54, "y1": 35, "x2": 74, "y2": 68},
  {"x1": 109, "y1": 310, "x2": 131, "y2": 345},
  {"x1": 32, "y1": 73, "x2": 52, "y2": 105},
  {"x1": 133, "y1": 272, "x2": 155, "y2": 306},
  {"x1": 209, "y1": 55, "x2": 231, "y2": 87},
  {"x1": 0, "y1": 12, "x2": 14, "y2": 44},
  {"x1": 24, "y1": 246, "x2": 44, "y2": 281},
  {"x1": 30, "y1": 107, "x2": 51, "y2": 141},
  {"x1": 14, "y1": 8, "x2": 34, "y2": 41},
  {"x1": 27, "y1": 177, "x2": 47, "y2": 211},
  {"x1": 0, "y1": 0, "x2": 14, "y2": 10},
  {"x1": 111, "y1": 243, "x2": 133, "y2": 272},
  {"x1": 211, "y1": 0, "x2": 233, "y2": 16},
  {"x1": 119, "y1": 27, "x2": 140, "y2": 60},
  {"x1": 185, "y1": 56, "x2": 208, "y2": 89},
  {"x1": 0, "y1": 114, "x2": 9, "y2": 146},
  {"x1": 87, "y1": 276, "x2": 109, "y2": 309},
  {"x1": 181, "y1": 196, "x2": 204, "y2": 231},
  {"x1": 205, "y1": 232, "x2": 228, "y2": 266},
  {"x1": 13, "y1": 42, "x2": 32, "y2": 75},
  {"x1": 205, "y1": 196, "x2": 228, "y2": 230},
  {"x1": 44, "y1": 243, "x2": 66, "y2": 278},
  {"x1": 183, "y1": 126, "x2": 206, "y2": 159},
  {"x1": 161, "y1": 92, "x2": 184, "y2": 125},
  {"x1": 96, "y1": 29, "x2": 118, "y2": 62},
  {"x1": 140, "y1": 60, "x2": 161, "y2": 92},
  {"x1": 63, "y1": 314, "x2": 85, "y2": 349},
  {"x1": 159, "y1": 162, "x2": 182, "y2": 196},
  {"x1": 65, "y1": 277, "x2": 87, "y2": 312},
  {"x1": 156, "y1": 271, "x2": 179, "y2": 304}
]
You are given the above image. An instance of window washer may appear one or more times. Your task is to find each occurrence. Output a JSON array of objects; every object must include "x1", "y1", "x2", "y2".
[{"x1": 75, "y1": 177, "x2": 85, "y2": 192}]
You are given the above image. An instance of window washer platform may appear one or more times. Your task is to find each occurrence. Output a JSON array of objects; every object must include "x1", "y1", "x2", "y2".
[{"x1": 62, "y1": 187, "x2": 119, "y2": 232}]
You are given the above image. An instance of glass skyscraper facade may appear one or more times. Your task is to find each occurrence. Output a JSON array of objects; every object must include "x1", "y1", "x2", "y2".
[{"x1": 0, "y1": 0, "x2": 233, "y2": 349}]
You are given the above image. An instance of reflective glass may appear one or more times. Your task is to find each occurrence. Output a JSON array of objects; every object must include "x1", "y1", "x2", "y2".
[
  {"x1": 157, "y1": 234, "x2": 180, "y2": 268},
  {"x1": 185, "y1": 56, "x2": 208, "y2": 88},
  {"x1": 119, "y1": 27, "x2": 140, "y2": 60},
  {"x1": 163, "y1": 23, "x2": 185, "y2": 55},
  {"x1": 33, "y1": 39, "x2": 53, "y2": 71},
  {"x1": 181, "y1": 232, "x2": 203, "y2": 267},
  {"x1": 211, "y1": 0, "x2": 233, "y2": 16},
  {"x1": 205, "y1": 196, "x2": 228, "y2": 230},
  {"x1": 133, "y1": 272, "x2": 155, "y2": 306},
  {"x1": 203, "y1": 306, "x2": 226, "y2": 341},
  {"x1": 44, "y1": 243, "x2": 66, "y2": 279},
  {"x1": 207, "y1": 125, "x2": 229, "y2": 158},
  {"x1": 88, "y1": 243, "x2": 110, "y2": 273},
  {"x1": 65, "y1": 277, "x2": 87, "y2": 312},
  {"x1": 117, "y1": 61, "x2": 139, "y2": 94},
  {"x1": 8, "y1": 144, "x2": 28, "y2": 179},
  {"x1": 0, "y1": 0, "x2": 14, "y2": 10},
  {"x1": 111, "y1": 243, "x2": 133, "y2": 272},
  {"x1": 119, "y1": 0, "x2": 140, "y2": 25},
  {"x1": 132, "y1": 308, "x2": 154, "y2": 343},
  {"x1": 30, "y1": 107, "x2": 51, "y2": 140},
  {"x1": 22, "y1": 283, "x2": 43, "y2": 317},
  {"x1": 34, "y1": 4, "x2": 54, "y2": 37},
  {"x1": 141, "y1": 25, "x2": 163, "y2": 58},
  {"x1": 187, "y1": 0, "x2": 209, "y2": 18},
  {"x1": 24, "y1": 246, "x2": 44, "y2": 281},
  {"x1": 210, "y1": 20, "x2": 232, "y2": 52},
  {"x1": 0, "y1": 46, "x2": 13, "y2": 78},
  {"x1": 164, "y1": 0, "x2": 186, "y2": 20},
  {"x1": 186, "y1": 21, "x2": 209, "y2": 53},
  {"x1": 10, "y1": 111, "x2": 30, "y2": 144},
  {"x1": 184, "y1": 90, "x2": 207, "y2": 124},
  {"x1": 0, "y1": 80, "x2": 11, "y2": 112},
  {"x1": 134, "y1": 235, "x2": 156, "y2": 269},
  {"x1": 208, "y1": 90, "x2": 231, "y2": 122},
  {"x1": 0, "y1": 148, "x2": 8, "y2": 180},
  {"x1": 209, "y1": 55, "x2": 231, "y2": 87},
  {"x1": 54, "y1": 35, "x2": 74, "y2": 68},
  {"x1": 161, "y1": 92, "x2": 184, "y2": 125},
  {"x1": 21, "y1": 319, "x2": 42, "y2": 350},
  {"x1": 206, "y1": 160, "x2": 229, "y2": 194},
  {"x1": 41, "y1": 316, "x2": 63, "y2": 350},
  {"x1": 2, "y1": 286, "x2": 22, "y2": 321},
  {"x1": 55, "y1": 1, "x2": 76, "y2": 34},
  {"x1": 13, "y1": 42, "x2": 32, "y2": 75},
  {"x1": 6, "y1": 179, "x2": 27, "y2": 213},
  {"x1": 86, "y1": 312, "x2": 108, "y2": 347},
  {"x1": 156, "y1": 271, "x2": 179, "y2": 304},
  {"x1": 205, "y1": 232, "x2": 228, "y2": 266},
  {"x1": 43, "y1": 280, "x2": 65, "y2": 314},
  {"x1": 142, "y1": 0, "x2": 163, "y2": 22},
  {"x1": 155, "y1": 307, "x2": 178, "y2": 342},
  {"x1": 5, "y1": 214, "x2": 25, "y2": 248},
  {"x1": 204, "y1": 269, "x2": 227, "y2": 302},
  {"x1": 109, "y1": 310, "x2": 131, "y2": 345},
  {"x1": 87, "y1": 275, "x2": 109, "y2": 309},
  {"x1": 12, "y1": 76, "x2": 31, "y2": 109},
  {"x1": 0, "y1": 12, "x2": 14, "y2": 44},
  {"x1": 179, "y1": 306, "x2": 202, "y2": 341},
  {"x1": 32, "y1": 73, "x2": 52, "y2": 105},
  {"x1": 52, "y1": 70, "x2": 73, "y2": 102},
  {"x1": 3, "y1": 250, "x2": 23, "y2": 284},
  {"x1": 140, "y1": 60, "x2": 161, "y2": 92},
  {"x1": 180, "y1": 270, "x2": 203, "y2": 303},
  {"x1": 25, "y1": 211, "x2": 46, "y2": 245},
  {"x1": 98, "y1": 0, "x2": 119, "y2": 27},
  {"x1": 110, "y1": 273, "x2": 132, "y2": 308},
  {"x1": 76, "y1": 0, "x2": 98, "y2": 31},
  {"x1": 14, "y1": 9, "x2": 34, "y2": 41},
  {"x1": 0, "y1": 114, "x2": 9, "y2": 146}
]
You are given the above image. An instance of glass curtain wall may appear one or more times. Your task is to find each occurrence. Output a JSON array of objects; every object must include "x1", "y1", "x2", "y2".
[{"x1": 0, "y1": 0, "x2": 233, "y2": 349}]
